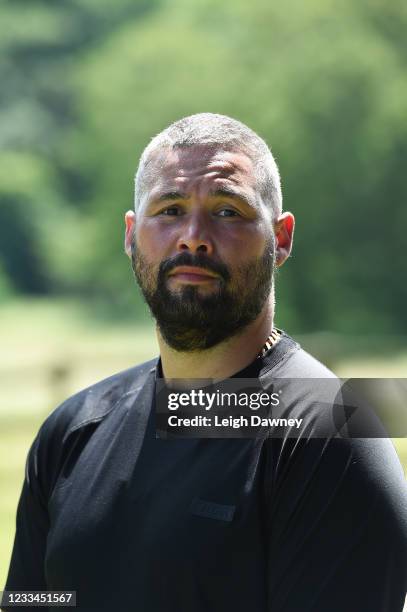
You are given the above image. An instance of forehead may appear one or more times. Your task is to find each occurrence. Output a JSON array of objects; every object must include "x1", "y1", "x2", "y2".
[{"x1": 146, "y1": 145, "x2": 257, "y2": 193}]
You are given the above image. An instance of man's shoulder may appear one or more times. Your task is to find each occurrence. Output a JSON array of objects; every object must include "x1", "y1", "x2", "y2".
[
  {"x1": 264, "y1": 331, "x2": 337, "y2": 379},
  {"x1": 41, "y1": 357, "x2": 158, "y2": 443},
  {"x1": 277, "y1": 346, "x2": 337, "y2": 379}
]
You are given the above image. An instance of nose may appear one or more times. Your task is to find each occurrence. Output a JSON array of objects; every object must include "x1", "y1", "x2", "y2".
[{"x1": 176, "y1": 211, "x2": 214, "y2": 255}]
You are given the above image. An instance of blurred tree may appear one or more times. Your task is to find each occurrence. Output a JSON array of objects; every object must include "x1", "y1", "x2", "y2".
[
  {"x1": 0, "y1": 195, "x2": 49, "y2": 293},
  {"x1": 0, "y1": 0, "x2": 406, "y2": 332}
]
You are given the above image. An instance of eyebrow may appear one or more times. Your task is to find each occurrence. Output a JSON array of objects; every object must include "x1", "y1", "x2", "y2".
[
  {"x1": 209, "y1": 187, "x2": 256, "y2": 208},
  {"x1": 155, "y1": 191, "x2": 188, "y2": 202},
  {"x1": 153, "y1": 187, "x2": 257, "y2": 209}
]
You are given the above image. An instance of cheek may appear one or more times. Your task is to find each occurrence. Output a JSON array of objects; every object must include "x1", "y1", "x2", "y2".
[
  {"x1": 216, "y1": 223, "x2": 269, "y2": 264},
  {"x1": 135, "y1": 220, "x2": 171, "y2": 261}
]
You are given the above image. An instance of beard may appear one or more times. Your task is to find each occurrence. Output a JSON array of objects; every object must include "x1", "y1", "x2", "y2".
[{"x1": 131, "y1": 236, "x2": 275, "y2": 352}]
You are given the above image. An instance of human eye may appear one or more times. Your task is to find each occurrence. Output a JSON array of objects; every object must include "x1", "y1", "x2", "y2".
[
  {"x1": 216, "y1": 207, "x2": 240, "y2": 218},
  {"x1": 159, "y1": 206, "x2": 181, "y2": 216}
]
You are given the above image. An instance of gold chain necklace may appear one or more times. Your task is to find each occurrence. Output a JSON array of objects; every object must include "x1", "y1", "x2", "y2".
[{"x1": 256, "y1": 328, "x2": 281, "y2": 359}]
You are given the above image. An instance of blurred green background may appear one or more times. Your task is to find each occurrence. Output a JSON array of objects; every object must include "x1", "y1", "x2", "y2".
[{"x1": 0, "y1": 0, "x2": 406, "y2": 587}]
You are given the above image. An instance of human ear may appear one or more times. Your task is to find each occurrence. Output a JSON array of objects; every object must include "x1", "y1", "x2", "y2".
[
  {"x1": 274, "y1": 212, "x2": 295, "y2": 267},
  {"x1": 124, "y1": 210, "x2": 136, "y2": 258}
]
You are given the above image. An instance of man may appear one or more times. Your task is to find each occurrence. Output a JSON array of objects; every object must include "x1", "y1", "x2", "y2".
[{"x1": 3, "y1": 114, "x2": 406, "y2": 611}]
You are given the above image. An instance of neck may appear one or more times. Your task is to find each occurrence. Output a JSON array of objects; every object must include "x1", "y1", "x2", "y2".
[{"x1": 158, "y1": 300, "x2": 274, "y2": 381}]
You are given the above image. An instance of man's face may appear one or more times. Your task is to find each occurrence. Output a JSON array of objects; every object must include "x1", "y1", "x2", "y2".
[{"x1": 126, "y1": 145, "x2": 286, "y2": 352}]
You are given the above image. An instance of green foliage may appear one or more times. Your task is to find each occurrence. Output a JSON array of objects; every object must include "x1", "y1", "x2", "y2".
[{"x1": 0, "y1": 0, "x2": 406, "y2": 331}]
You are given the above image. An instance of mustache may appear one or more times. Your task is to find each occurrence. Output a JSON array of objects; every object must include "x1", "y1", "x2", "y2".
[{"x1": 159, "y1": 252, "x2": 231, "y2": 282}]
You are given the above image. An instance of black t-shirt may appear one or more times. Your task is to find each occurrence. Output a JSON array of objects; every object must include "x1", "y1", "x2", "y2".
[{"x1": 3, "y1": 333, "x2": 407, "y2": 611}]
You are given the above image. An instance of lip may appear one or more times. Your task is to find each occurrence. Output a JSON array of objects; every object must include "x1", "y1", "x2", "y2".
[{"x1": 168, "y1": 266, "x2": 219, "y2": 282}]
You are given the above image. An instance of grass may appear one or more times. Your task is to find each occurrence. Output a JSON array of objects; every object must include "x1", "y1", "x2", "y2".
[
  {"x1": 0, "y1": 415, "x2": 43, "y2": 584},
  {"x1": 0, "y1": 298, "x2": 406, "y2": 587}
]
